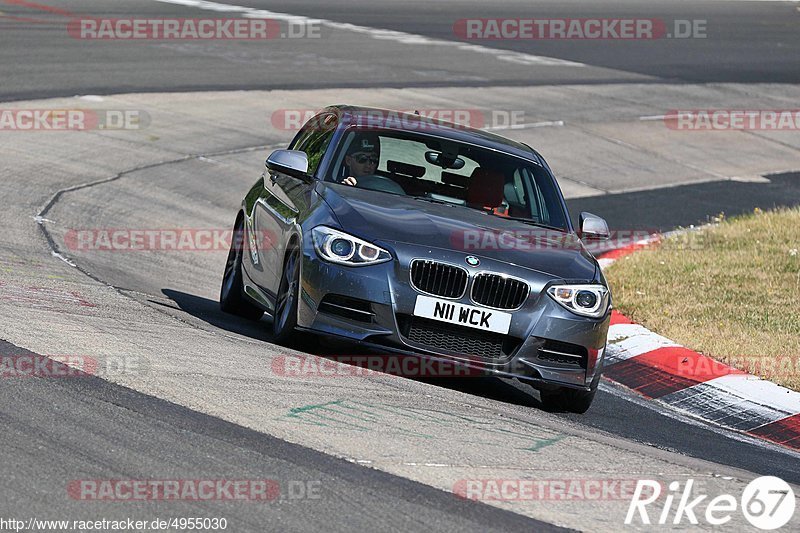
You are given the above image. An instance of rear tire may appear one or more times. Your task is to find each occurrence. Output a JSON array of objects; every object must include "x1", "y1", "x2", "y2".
[{"x1": 219, "y1": 216, "x2": 263, "y2": 321}]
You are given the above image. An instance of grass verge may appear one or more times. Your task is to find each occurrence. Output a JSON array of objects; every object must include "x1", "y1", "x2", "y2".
[{"x1": 605, "y1": 207, "x2": 800, "y2": 390}]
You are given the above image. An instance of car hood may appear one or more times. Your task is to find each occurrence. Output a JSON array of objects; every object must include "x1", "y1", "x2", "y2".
[{"x1": 318, "y1": 183, "x2": 597, "y2": 280}]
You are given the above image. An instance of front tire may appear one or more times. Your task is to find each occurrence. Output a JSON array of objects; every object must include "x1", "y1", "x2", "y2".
[
  {"x1": 220, "y1": 217, "x2": 263, "y2": 321},
  {"x1": 272, "y1": 246, "x2": 300, "y2": 343},
  {"x1": 539, "y1": 373, "x2": 600, "y2": 414}
]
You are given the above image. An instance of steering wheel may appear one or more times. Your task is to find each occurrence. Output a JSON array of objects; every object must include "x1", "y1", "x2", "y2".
[{"x1": 353, "y1": 174, "x2": 406, "y2": 195}]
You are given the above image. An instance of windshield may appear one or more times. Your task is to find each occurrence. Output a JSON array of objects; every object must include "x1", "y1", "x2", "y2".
[{"x1": 324, "y1": 129, "x2": 570, "y2": 230}]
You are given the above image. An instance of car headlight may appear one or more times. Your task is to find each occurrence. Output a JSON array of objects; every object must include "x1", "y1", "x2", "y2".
[
  {"x1": 547, "y1": 284, "x2": 609, "y2": 318},
  {"x1": 312, "y1": 226, "x2": 391, "y2": 266}
]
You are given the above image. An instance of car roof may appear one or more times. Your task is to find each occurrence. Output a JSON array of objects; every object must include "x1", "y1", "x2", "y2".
[{"x1": 322, "y1": 105, "x2": 542, "y2": 163}]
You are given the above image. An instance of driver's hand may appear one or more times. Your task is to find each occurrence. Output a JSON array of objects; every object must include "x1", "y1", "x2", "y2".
[{"x1": 343, "y1": 176, "x2": 357, "y2": 186}]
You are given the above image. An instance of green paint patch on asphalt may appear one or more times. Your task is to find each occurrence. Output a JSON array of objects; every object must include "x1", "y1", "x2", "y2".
[{"x1": 280, "y1": 400, "x2": 567, "y2": 451}]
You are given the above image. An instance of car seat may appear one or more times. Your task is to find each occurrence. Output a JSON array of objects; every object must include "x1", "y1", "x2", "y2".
[{"x1": 468, "y1": 168, "x2": 506, "y2": 215}]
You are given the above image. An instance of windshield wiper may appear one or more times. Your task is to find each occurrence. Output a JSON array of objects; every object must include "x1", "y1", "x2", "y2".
[
  {"x1": 484, "y1": 211, "x2": 565, "y2": 231},
  {"x1": 412, "y1": 195, "x2": 458, "y2": 207},
  {"x1": 412, "y1": 197, "x2": 564, "y2": 231}
]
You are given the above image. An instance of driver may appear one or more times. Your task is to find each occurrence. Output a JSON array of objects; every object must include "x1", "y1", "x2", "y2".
[{"x1": 341, "y1": 133, "x2": 380, "y2": 186}]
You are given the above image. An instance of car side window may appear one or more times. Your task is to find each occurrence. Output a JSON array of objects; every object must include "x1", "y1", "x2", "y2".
[
  {"x1": 523, "y1": 166, "x2": 567, "y2": 227},
  {"x1": 293, "y1": 113, "x2": 337, "y2": 176}
]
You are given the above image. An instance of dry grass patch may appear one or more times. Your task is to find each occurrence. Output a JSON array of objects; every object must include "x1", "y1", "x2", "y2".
[{"x1": 605, "y1": 207, "x2": 800, "y2": 390}]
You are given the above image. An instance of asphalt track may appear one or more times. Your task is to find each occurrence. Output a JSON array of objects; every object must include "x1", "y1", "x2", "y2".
[
  {"x1": 2, "y1": 1, "x2": 800, "y2": 531},
  {"x1": 2, "y1": 0, "x2": 800, "y2": 101},
  {"x1": 0, "y1": 338, "x2": 560, "y2": 532}
]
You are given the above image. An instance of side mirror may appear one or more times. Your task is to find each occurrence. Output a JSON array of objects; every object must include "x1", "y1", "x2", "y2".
[
  {"x1": 579, "y1": 212, "x2": 610, "y2": 240},
  {"x1": 265, "y1": 150, "x2": 311, "y2": 182}
]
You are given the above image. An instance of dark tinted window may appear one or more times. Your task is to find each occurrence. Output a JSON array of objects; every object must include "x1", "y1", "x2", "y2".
[
  {"x1": 325, "y1": 129, "x2": 569, "y2": 230},
  {"x1": 293, "y1": 113, "x2": 337, "y2": 176}
]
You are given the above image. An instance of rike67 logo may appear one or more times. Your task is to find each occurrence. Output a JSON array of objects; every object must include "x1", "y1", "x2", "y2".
[{"x1": 626, "y1": 476, "x2": 795, "y2": 530}]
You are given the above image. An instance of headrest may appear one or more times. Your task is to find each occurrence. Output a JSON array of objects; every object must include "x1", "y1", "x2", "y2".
[
  {"x1": 442, "y1": 171, "x2": 469, "y2": 188},
  {"x1": 387, "y1": 160, "x2": 425, "y2": 178},
  {"x1": 467, "y1": 168, "x2": 505, "y2": 207}
]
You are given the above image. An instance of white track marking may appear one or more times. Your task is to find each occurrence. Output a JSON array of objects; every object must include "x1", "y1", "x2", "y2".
[
  {"x1": 51, "y1": 251, "x2": 77, "y2": 267},
  {"x1": 596, "y1": 257, "x2": 615, "y2": 270},
  {"x1": 701, "y1": 374, "x2": 800, "y2": 417},
  {"x1": 153, "y1": 0, "x2": 586, "y2": 67},
  {"x1": 659, "y1": 380, "x2": 798, "y2": 431},
  {"x1": 600, "y1": 381, "x2": 800, "y2": 457},
  {"x1": 606, "y1": 323, "x2": 680, "y2": 364},
  {"x1": 483, "y1": 120, "x2": 565, "y2": 131}
]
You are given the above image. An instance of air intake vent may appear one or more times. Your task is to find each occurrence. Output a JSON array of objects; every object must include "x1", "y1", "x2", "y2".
[
  {"x1": 536, "y1": 339, "x2": 588, "y2": 368},
  {"x1": 401, "y1": 316, "x2": 520, "y2": 361},
  {"x1": 410, "y1": 260, "x2": 468, "y2": 298},
  {"x1": 318, "y1": 294, "x2": 374, "y2": 323},
  {"x1": 471, "y1": 273, "x2": 529, "y2": 310}
]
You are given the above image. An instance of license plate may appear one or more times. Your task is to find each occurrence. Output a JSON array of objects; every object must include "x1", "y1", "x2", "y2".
[{"x1": 413, "y1": 295, "x2": 512, "y2": 335}]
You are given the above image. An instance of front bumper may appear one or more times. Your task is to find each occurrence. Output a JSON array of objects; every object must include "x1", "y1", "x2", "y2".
[{"x1": 297, "y1": 239, "x2": 610, "y2": 390}]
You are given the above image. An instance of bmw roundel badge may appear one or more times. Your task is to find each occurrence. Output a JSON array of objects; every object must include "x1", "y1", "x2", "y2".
[{"x1": 465, "y1": 256, "x2": 480, "y2": 267}]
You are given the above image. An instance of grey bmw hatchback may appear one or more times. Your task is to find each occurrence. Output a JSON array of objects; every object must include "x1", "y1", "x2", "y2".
[{"x1": 221, "y1": 106, "x2": 612, "y2": 413}]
